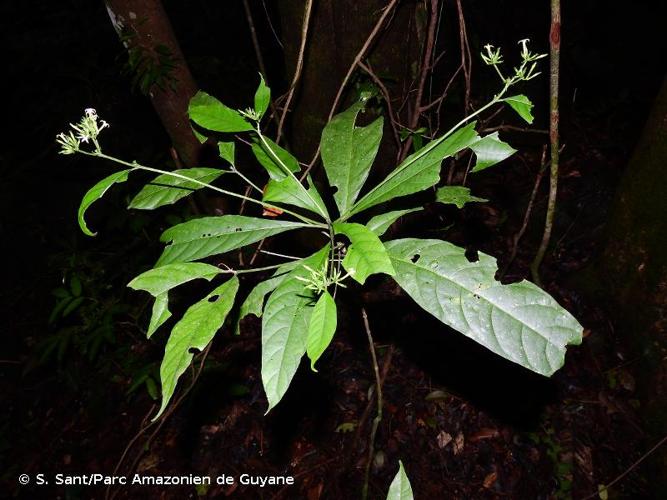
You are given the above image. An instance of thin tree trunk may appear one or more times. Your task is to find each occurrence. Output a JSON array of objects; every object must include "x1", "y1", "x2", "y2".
[{"x1": 105, "y1": 0, "x2": 201, "y2": 166}]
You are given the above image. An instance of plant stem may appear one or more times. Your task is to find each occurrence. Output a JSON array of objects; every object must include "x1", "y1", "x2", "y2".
[
  {"x1": 255, "y1": 127, "x2": 330, "y2": 222},
  {"x1": 361, "y1": 307, "x2": 383, "y2": 500},
  {"x1": 531, "y1": 0, "x2": 560, "y2": 286},
  {"x1": 82, "y1": 150, "x2": 326, "y2": 228}
]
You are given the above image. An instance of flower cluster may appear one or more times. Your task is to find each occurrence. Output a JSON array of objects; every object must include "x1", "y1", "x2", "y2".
[
  {"x1": 295, "y1": 260, "x2": 354, "y2": 294},
  {"x1": 481, "y1": 39, "x2": 547, "y2": 86},
  {"x1": 56, "y1": 108, "x2": 109, "y2": 155}
]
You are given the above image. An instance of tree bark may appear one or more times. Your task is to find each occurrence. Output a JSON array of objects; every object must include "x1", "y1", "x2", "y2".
[
  {"x1": 594, "y1": 76, "x2": 667, "y2": 495},
  {"x1": 275, "y1": 0, "x2": 422, "y2": 162},
  {"x1": 105, "y1": 0, "x2": 201, "y2": 166}
]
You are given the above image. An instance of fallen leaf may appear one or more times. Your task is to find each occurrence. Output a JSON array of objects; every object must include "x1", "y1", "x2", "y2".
[
  {"x1": 483, "y1": 471, "x2": 497, "y2": 489},
  {"x1": 453, "y1": 432, "x2": 465, "y2": 455},
  {"x1": 437, "y1": 431, "x2": 452, "y2": 449}
]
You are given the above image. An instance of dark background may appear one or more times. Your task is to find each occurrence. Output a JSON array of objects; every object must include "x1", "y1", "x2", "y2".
[{"x1": 1, "y1": 0, "x2": 665, "y2": 498}]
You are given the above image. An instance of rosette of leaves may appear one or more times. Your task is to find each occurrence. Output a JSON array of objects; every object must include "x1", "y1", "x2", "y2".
[{"x1": 75, "y1": 75, "x2": 582, "y2": 420}]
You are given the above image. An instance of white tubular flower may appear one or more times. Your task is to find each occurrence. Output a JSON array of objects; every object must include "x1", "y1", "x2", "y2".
[
  {"x1": 56, "y1": 131, "x2": 80, "y2": 155},
  {"x1": 518, "y1": 38, "x2": 530, "y2": 59}
]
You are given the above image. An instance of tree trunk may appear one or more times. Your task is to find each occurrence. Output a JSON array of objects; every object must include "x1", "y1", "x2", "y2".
[
  {"x1": 105, "y1": 0, "x2": 201, "y2": 166},
  {"x1": 594, "y1": 76, "x2": 667, "y2": 495},
  {"x1": 275, "y1": 0, "x2": 422, "y2": 161}
]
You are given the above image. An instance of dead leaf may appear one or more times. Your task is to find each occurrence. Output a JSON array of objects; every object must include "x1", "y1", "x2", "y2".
[
  {"x1": 483, "y1": 471, "x2": 497, "y2": 489},
  {"x1": 437, "y1": 430, "x2": 452, "y2": 449},
  {"x1": 453, "y1": 432, "x2": 465, "y2": 455}
]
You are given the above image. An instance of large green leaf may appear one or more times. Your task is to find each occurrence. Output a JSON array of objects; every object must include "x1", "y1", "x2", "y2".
[
  {"x1": 385, "y1": 238, "x2": 583, "y2": 376},
  {"x1": 147, "y1": 293, "x2": 171, "y2": 339},
  {"x1": 503, "y1": 94, "x2": 534, "y2": 124},
  {"x1": 349, "y1": 123, "x2": 480, "y2": 216},
  {"x1": 155, "y1": 276, "x2": 239, "y2": 420},
  {"x1": 321, "y1": 103, "x2": 384, "y2": 216},
  {"x1": 235, "y1": 258, "x2": 304, "y2": 335},
  {"x1": 78, "y1": 169, "x2": 132, "y2": 236},
  {"x1": 366, "y1": 208, "x2": 422, "y2": 236},
  {"x1": 129, "y1": 262, "x2": 222, "y2": 338},
  {"x1": 386, "y1": 461, "x2": 414, "y2": 500},
  {"x1": 188, "y1": 91, "x2": 253, "y2": 133},
  {"x1": 306, "y1": 291, "x2": 337, "y2": 371},
  {"x1": 251, "y1": 137, "x2": 300, "y2": 180},
  {"x1": 334, "y1": 222, "x2": 395, "y2": 284},
  {"x1": 470, "y1": 132, "x2": 516, "y2": 173},
  {"x1": 218, "y1": 141, "x2": 235, "y2": 165},
  {"x1": 128, "y1": 168, "x2": 225, "y2": 210},
  {"x1": 157, "y1": 216, "x2": 307, "y2": 265},
  {"x1": 254, "y1": 74, "x2": 271, "y2": 119},
  {"x1": 128, "y1": 262, "x2": 221, "y2": 297},
  {"x1": 262, "y1": 246, "x2": 330, "y2": 412},
  {"x1": 263, "y1": 175, "x2": 328, "y2": 218},
  {"x1": 435, "y1": 186, "x2": 488, "y2": 208}
]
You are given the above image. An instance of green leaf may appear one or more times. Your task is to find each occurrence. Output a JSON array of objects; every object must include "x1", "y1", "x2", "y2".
[
  {"x1": 503, "y1": 94, "x2": 534, "y2": 124},
  {"x1": 367, "y1": 208, "x2": 422, "y2": 236},
  {"x1": 321, "y1": 103, "x2": 384, "y2": 216},
  {"x1": 385, "y1": 239, "x2": 583, "y2": 376},
  {"x1": 263, "y1": 175, "x2": 328, "y2": 217},
  {"x1": 349, "y1": 123, "x2": 480, "y2": 216},
  {"x1": 128, "y1": 168, "x2": 224, "y2": 210},
  {"x1": 333, "y1": 222, "x2": 395, "y2": 284},
  {"x1": 435, "y1": 186, "x2": 488, "y2": 208},
  {"x1": 155, "y1": 276, "x2": 239, "y2": 420},
  {"x1": 147, "y1": 293, "x2": 171, "y2": 338},
  {"x1": 191, "y1": 125, "x2": 207, "y2": 144},
  {"x1": 386, "y1": 461, "x2": 414, "y2": 500},
  {"x1": 188, "y1": 91, "x2": 253, "y2": 133},
  {"x1": 235, "y1": 259, "x2": 304, "y2": 335},
  {"x1": 251, "y1": 137, "x2": 300, "y2": 180},
  {"x1": 254, "y1": 74, "x2": 271, "y2": 119},
  {"x1": 78, "y1": 169, "x2": 132, "y2": 236},
  {"x1": 128, "y1": 262, "x2": 221, "y2": 297},
  {"x1": 217, "y1": 141, "x2": 235, "y2": 165},
  {"x1": 470, "y1": 132, "x2": 517, "y2": 173},
  {"x1": 306, "y1": 291, "x2": 337, "y2": 371},
  {"x1": 157, "y1": 216, "x2": 306, "y2": 265},
  {"x1": 262, "y1": 245, "x2": 330, "y2": 412}
]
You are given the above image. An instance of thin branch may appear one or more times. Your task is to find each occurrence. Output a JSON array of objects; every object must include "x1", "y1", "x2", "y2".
[
  {"x1": 400, "y1": 0, "x2": 439, "y2": 162},
  {"x1": 277, "y1": 0, "x2": 314, "y2": 143},
  {"x1": 361, "y1": 308, "x2": 384, "y2": 500},
  {"x1": 455, "y1": 0, "x2": 472, "y2": 113},
  {"x1": 500, "y1": 146, "x2": 548, "y2": 279},
  {"x1": 303, "y1": 0, "x2": 401, "y2": 178},
  {"x1": 358, "y1": 60, "x2": 402, "y2": 150},
  {"x1": 582, "y1": 433, "x2": 667, "y2": 500},
  {"x1": 242, "y1": 0, "x2": 280, "y2": 128},
  {"x1": 531, "y1": 0, "x2": 561, "y2": 285}
]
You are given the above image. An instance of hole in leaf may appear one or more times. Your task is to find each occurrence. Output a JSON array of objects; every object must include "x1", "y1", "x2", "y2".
[
  {"x1": 410, "y1": 254, "x2": 421, "y2": 263},
  {"x1": 464, "y1": 248, "x2": 479, "y2": 262},
  {"x1": 235, "y1": 227, "x2": 242, "y2": 232},
  {"x1": 208, "y1": 295, "x2": 220, "y2": 302}
]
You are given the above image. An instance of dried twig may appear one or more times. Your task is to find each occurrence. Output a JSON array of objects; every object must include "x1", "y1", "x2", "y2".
[
  {"x1": 358, "y1": 60, "x2": 402, "y2": 151},
  {"x1": 400, "y1": 0, "x2": 439, "y2": 162},
  {"x1": 361, "y1": 308, "x2": 385, "y2": 500},
  {"x1": 242, "y1": 0, "x2": 280, "y2": 128},
  {"x1": 277, "y1": 0, "x2": 314, "y2": 143},
  {"x1": 500, "y1": 146, "x2": 548, "y2": 279}
]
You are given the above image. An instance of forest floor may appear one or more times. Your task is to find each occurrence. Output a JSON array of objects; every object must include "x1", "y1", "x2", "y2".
[{"x1": 1, "y1": 107, "x2": 654, "y2": 500}]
